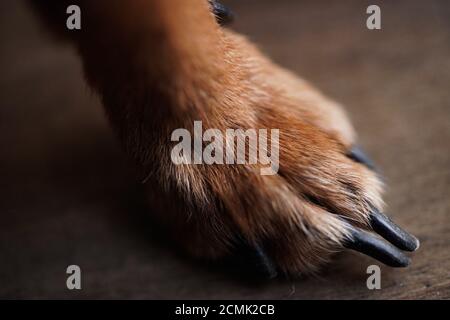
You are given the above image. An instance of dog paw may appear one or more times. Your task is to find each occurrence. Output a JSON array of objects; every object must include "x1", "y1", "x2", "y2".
[
  {"x1": 51, "y1": 0, "x2": 419, "y2": 278},
  {"x1": 161, "y1": 110, "x2": 420, "y2": 277},
  {"x1": 146, "y1": 27, "x2": 421, "y2": 278}
]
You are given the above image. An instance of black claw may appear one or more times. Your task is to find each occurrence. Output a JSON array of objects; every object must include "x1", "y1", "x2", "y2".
[
  {"x1": 344, "y1": 227, "x2": 411, "y2": 267},
  {"x1": 234, "y1": 239, "x2": 278, "y2": 279},
  {"x1": 348, "y1": 145, "x2": 376, "y2": 171},
  {"x1": 370, "y1": 209, "x2": 420, "y2": 252},
  {"x1": 251, "y1": 243, "x2": 278, "y2": 279},
  {"x1": 209, "y1": 0, "x2": 234, "y2": 25}
]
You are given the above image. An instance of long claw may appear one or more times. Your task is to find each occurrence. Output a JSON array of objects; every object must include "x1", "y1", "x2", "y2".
[
  {"x1": 344, "y1": 227, "x2": 411, "y2": 267},
  {"x1": 209, "y1": 0, "x2": 234, "y2": 25},
  {"x1": 370, "y1": 209, "x2": 420, "y2": 252},
  {"x1": 348, "y1": 145, "x2": 376, "y2": 170}
]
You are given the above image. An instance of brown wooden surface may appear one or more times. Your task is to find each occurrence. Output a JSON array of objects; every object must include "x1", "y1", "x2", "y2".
[{"x1": 0, "y1": 0, "x2": 449, "y2": 299}]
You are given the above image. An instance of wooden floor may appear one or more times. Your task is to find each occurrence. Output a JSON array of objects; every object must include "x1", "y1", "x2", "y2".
[{"x1": 0, "y1": 0, "x2": 449, "y2": 299}]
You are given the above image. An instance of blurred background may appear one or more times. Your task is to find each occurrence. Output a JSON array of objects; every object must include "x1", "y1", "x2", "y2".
[{"x1": 0, "y1": 0, "x2": 449, "y2": 299}]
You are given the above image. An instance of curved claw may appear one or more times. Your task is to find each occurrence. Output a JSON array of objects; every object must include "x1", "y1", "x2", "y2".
[
  {"x1": 348, "y1": 145, "x2": 376, "y2": 171},
  {"x1": 370, "y1": 209, "x2": 420, "y2": 252},
  {"x1": 344, "y1": 227, "x2": 411, "y2": 267},
  {"x1": 209, "y1": 0, "x2": 234, "y2": 25}
]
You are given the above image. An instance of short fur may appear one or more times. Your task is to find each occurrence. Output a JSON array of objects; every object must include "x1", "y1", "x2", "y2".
[{"x1": 31, "y1": 0, "x2": 384, "y2": 275}]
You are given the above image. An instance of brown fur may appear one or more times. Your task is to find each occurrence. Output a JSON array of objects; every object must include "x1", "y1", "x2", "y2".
[{"x1": 31, "y1": 0, "x2": 383, "y2": 275}]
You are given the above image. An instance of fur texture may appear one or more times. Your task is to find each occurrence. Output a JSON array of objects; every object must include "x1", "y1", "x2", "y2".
[{"x1": 31, "y1": 0, "x2": 384, "y2": 275}]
